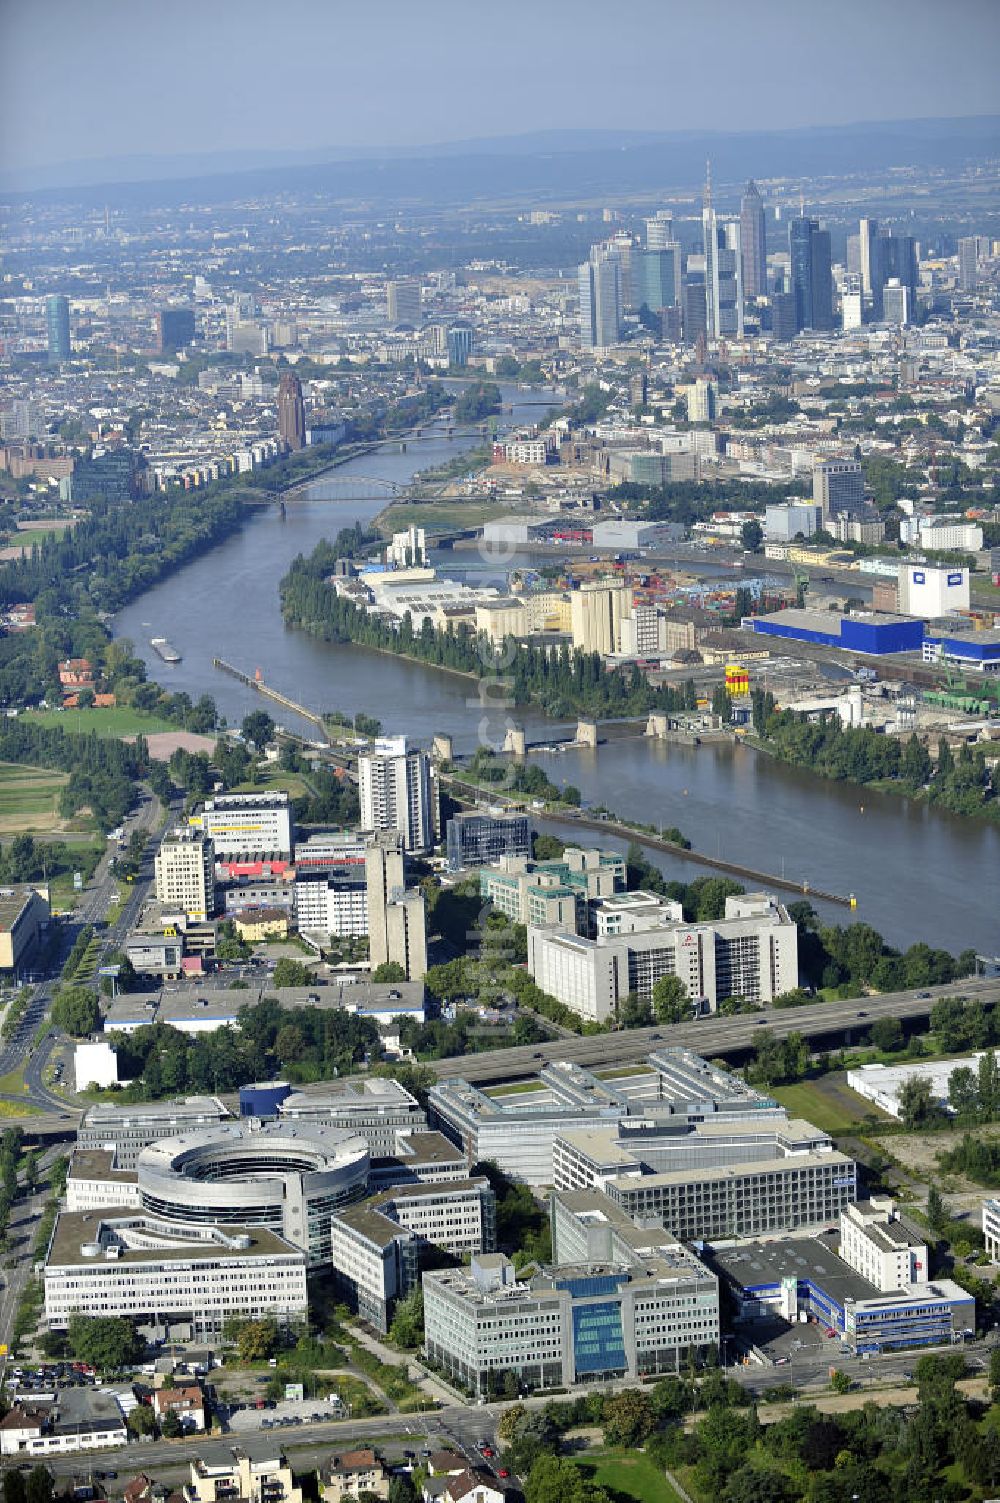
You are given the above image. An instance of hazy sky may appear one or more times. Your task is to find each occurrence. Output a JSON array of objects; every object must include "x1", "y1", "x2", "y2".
[{"x1": 2, "y1": 0, "x2": 1000, "y2": 177}]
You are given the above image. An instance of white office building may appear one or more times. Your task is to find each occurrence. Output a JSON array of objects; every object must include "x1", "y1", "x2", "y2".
[
  {"x1": 358, "y1": 737, "x2": 435, "y2": 853},
  {"x1": 199, "y1": 793, "x2": 294, "y2": 857},
  {"x1": 839, "y1": 1198, "x2": 929, "y2": 1291},
  {"x1": 527, "y1": 893, "x2": 798, "y2": 1023}
]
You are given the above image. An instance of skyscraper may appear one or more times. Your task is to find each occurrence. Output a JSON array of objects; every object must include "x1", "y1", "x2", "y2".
[
  {"x1": 446, "y1": 325, "x2": 473, "y2": 367},
  {"x1": 702, "y1": 163, "x2": 720, "y2": 340},
  {"x1": 610, "y1": 232, "x2": 638, "y2": 312},
  {"x1": 638, "y1": 247, "x2": 681, "y2": 311},
  {"x1": 387, "y1": 280, "x2": 421, "y2": 326},
  {"x1": 859, "y1": 218, "x2": 884, "y2": 319},
  {"x1": 789, "y1": 218, "x2": 833, "y2": 332},
  {"x1": 46, "y1": 295, "x2": 70, "y2": 363},
  {"x1": 740, "y1": 181, "x2": 767, "y2": 299},
  {"x1": 813, "y1": 460, "x2": 865, "y2": 524},
  {"x1": 578, "y1": 249, "x2": 622, "y2": 349},
  {"x1": 882, "y1": 234, "x2": 918, "y2": 308},
  {"x1": 155, "y1": 308, "x2": 196, "y2": 355},
  {"x1": 277, "y1": 370, "x2": 306, "y2": 451},
  {"x1": 958, "y1": 237, "x2": 980, "y2": 291},
  {"x1": 645, "y1": 212, "x2": 674, "y2": 250}
]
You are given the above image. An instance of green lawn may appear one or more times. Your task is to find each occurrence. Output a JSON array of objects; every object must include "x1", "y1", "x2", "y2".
[
  {"x1": 772, "y1": 1074, "x2": 889, "y2": 1134},
  {"x1": 375, "y1": 499, "x2": 505, "y2": 532},
  {"x1": 0, "y1": 762, "x2": 68, "y2": 832},
  {"x1": 24, "y1": 706, "x2": 177, "y2": 738},
  {"x1": 572, "y1": 1449, "x2": 686, "y2": 1503}
]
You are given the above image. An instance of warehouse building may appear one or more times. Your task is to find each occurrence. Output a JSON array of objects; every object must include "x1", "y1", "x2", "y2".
[
  {"x1": 709, "y1": 1234, "x2": 972, "y2": 1355},
  {"x1": 44, "y1": 1212, "x2": 308, "y2": 1331},
  {"x1": 747, "y1": 607, "x2": 924, "y2": 655},
  {"x1": 924, "y1": 628, "x2": 1000, "y2": 674},
  {"x1": 423, "y1": 1243, "x2": 719, "y2": 1395},
  {"x1": 846, "y1": 1056, "x2": 985, "y2": 1119}
]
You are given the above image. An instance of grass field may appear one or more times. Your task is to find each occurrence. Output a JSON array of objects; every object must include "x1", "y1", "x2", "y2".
[
  {"x1": 232, "y1": 765, "x2": 311, "y2": 798},
  {"x1": 772, "y1": 1073, "x2": 890, "y2": 1135},
  {"x1": 0, "y1": 762, "x2": 69, "y2": 834},
  {"x1": 375, "y1": 499, "x2": 505, "y2": 532},
  {"x1": 572, "y1": 1449, "x2": 686, "y2": 1503},
  {"x1": 24, "y1": 705, "x2": 177, "y2": 738}
]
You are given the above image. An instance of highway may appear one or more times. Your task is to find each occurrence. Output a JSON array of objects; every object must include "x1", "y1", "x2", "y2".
[{"x1": 430, "y1": 976, "x2": 1000, "y2": 1083}]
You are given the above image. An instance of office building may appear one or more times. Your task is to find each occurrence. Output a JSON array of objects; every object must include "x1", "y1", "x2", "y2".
[
  {"x1": 527, "y1": 893, "x2": 798, "y2": 1023},
  {"x1": 155, "y1": 308, "x2": 196, "y2": 355},
  {"x1": 387, "y1": 280, "x2": 421, "y2": 326},
  {"x1": 882, "y1": 279, "x2": 911, "y2": 326},
  {"x1": 789, "y1": 218, "x2": 833, "y2": 331},
  {"x1": 447, "y1": 326, "x2": 473, "y2": 367},
  {"x1": 685, "y1": 377, "x2": 717, "y2": 424},
  {"x1": 445, "y1": 811, "x2": 531, "y2": 871},
  {"x1": 184, "y1": 1450, "x2": 303, "y2": 1503},
  {"x1": 0, "y1": 886, "x2": 50, "y2": 973},
  {"x1": 199, "y1": 792, "x2": 293, "y2": 857},
  {"x1": 578, "y1": 249, "x2": 622, "y2": 349},
  {"x1": 44, "y1": 1212, "x2": 308, "y2": 1332},
  {"x1": 329, "y1": 1204, "x2": 419, "y2": 1333},
  {"x1": 429, "y1": 1047, "x2": 785, "y2": 1185},
  {"x1": 570, "y1": 580, "x2": 630, "y2": 655},
  {"x1": 63, "y1": 447, "x2": 136, "y2": 503},
  {"x1": 295, "y1": 867, "x2": 368, "y2": 940},
  {"x1": 839, "y1": 1198, "x2": 928, "y2": 1291},
  {"x1": 958, "y1": 236, "x2": 980, "y2": 291},
  {"x1": 278, "y1": 370, "x2": 306, "y2": 451},
  {"x1": 638, "y1": 247, "x2": 681, "y2": 312},
  {"x1": 46, "y1": 294, "x2": 71, "y2": 362},
  {"x1": 739, "y1": 180, "x2": 767, "y2": 299},
  {"x1": 423, "y1": 1244, "x2": 719, "y2": 1395},
  {"x1": 983, "y1": 1199, "x2": 1000, "y2": 1260},
  {"x1": 764, "y1": 503, "x2": 821, "y2": 542},
  {"x1": 898, "y1": 563, "x2": 970, "y2": 617},
  {"x1": 769, "y1": 291, "x2": 798, "y2": 341},
  {"x1": 154, "y1": 828, "x2": 215, "y2": 922},
  {"x1": 481, "y1": 847, "x2": 624, "y2": 931},
  {"x1": 682, "y1": 279, "x2": 707, "y2": 344},
  {"x1": 77, "y1": 1096, "x2": 231, "y2": 1170},
  {"x1": 859, "y1": 217, "x2": 884, "y2": 318},
  {"x1": 365, "y1": 830, "x2": 427, "y2": 981},
  {"x1": 645, "y1": 211, "x2": 674, "y2": 250},
  {"x1": 557, "y1": 1121, "x2": 856, "y2": 1241},
  {"x1": 710, "y1": 1236, "x2": 972, "y2": 1356},
  {"x1": 279, "y1": 1077, "x2": 426, "y2": 1154},
  {"x1": 359, "y1": 737, "x2": 435, "y2": 853},
  {"x1": 813, "y1": 459, "x2": 865, "y2": 523},
  {"x1": 882, "y1": 234, "x2": 918, "y2": 307}
]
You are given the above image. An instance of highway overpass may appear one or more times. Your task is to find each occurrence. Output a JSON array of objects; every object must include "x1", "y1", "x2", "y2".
[{"x1": 429, "y1": 977, "x2": 1000, "y2": 1084}]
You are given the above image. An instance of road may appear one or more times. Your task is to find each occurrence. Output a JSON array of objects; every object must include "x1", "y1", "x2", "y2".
[{"x1": 430, "y1": 976, "x2": 1000, "y2": 1083}]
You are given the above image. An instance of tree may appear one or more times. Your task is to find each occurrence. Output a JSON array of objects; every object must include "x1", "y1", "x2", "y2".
[
  {"x1": 236, "y1": 1317, "x2": 279, "y2": 1363},
  {"x1": 498, "y1": 1402, "x2": 528, "y2": 1444},
  {"x1": 3, "y1": 1473, "x2": 26, "y2": 1503},
  {"x1": 618, "y1": 992, "x2": 653, "y2": 1028},
  {"x1": 388, "y1": 1477, "x2": 418, "y2": 1503},
  {"x1": 67, "y1": 1313, "x2": 142, "y2": 1370},
  {"x1": 741, "y1": 519, "x2": 764, "y2": 553},
  {"x1": 371, "y1": 961, "x2": 407, "y2": 983},
  {"x1": 653, "y1": 973, "x2": 690, "y2": 1023},
  {"x1": 926, "y1": 1185, "x2": 946, "y2": 1233},
  {"x1": 388, "y1": 1285, "x2": 424, "y2": 1349},
  {"x1": 897, "y1": 1074, "x2": 942, "y2": 1129},
  {"x1": 829, "y1": 1369, "x2": 851, "y2": 1394},
  {"x1": 241, "y1": 710, "x2": 275, "y2": 751},
  {"x1": 51, "y1": 985, "x2": 100, "y2": 1038},
  {"x1": 24, "y1": 1473, "x2": 52, "y2": 1503},
  {"x1": 870, "y1": 1016, "x2": 904, "y2": 1053},
  {"x1": 128, "y1": 1404, "x2": 157, "y2": 1436},
  {"x1": 271, "y1": 957, "x2": 314, "y2": 988},
  {"x1": 602, "y1": 1388, "x2": 654, "y2": 1447},
  {"x1": 160, "y1": 1409, "x2": 184, "y2": 1438}
]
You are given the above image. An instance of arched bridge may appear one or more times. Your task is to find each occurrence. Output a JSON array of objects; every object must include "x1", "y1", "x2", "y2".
[{"x1": 292, "y1": 476, "x2": 402, "y2": 500}]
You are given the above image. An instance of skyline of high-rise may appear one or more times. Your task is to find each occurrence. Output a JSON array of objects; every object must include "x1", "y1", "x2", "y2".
[
  {"x1": 579, "y1": 247, "x2": 623, "y2": 349},
  {"x1": 739, "y1": 179, "x2": 767, "y2": 299},
  {"x1": 277, "y1": 368, "x2": 306, "y2": 451}
]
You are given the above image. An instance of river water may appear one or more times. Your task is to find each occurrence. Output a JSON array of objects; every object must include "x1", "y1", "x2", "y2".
[{"x1": 114, "y1": 392, "x2": 1000, "y2": 956}]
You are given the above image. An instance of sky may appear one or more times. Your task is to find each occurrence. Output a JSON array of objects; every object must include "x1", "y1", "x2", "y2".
[{"x1": 2, "y1": 0, "x2": 1000, "y2": 181}]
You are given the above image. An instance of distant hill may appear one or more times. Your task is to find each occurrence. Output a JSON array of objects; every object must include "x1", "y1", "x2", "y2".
[{"x1": 3, "y1": 116, "x2": 999, "y2": 206}]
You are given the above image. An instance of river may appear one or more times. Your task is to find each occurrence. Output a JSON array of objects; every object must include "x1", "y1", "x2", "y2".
[{"x1": 114, "y1": 391, "x2": 1000, "y2": 957}]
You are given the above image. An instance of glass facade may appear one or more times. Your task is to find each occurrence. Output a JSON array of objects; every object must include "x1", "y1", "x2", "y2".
[{"x1": 572, "y1": 1298, "x2": 627, "y2": 1375}]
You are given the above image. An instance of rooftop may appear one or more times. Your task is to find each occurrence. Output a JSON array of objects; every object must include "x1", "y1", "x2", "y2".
[{"x1": 46, "y1": 1210, "x2": 303, "y2": 1267}]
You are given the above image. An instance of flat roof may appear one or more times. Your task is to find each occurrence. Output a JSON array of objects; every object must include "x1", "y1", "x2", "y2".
[
  {"x1": 607, "y1": 1149, "x2": 853, "y2": 1192},
  {"x1": 47, "y1": 1211, "x2": 301, "y2": 1268},
  {"x1": 0, "y1": 885, "x2": 44, "y2": 932},
  {"x1": 68, "y1": 1149, "x2": 138, "y2": 1183},
  {"x1": 709, "y1": 1233, "x2": 874, "y2": 1306},
  {"x1": 332, "y1": 1203, "x2": 405, "y2": 1249}
]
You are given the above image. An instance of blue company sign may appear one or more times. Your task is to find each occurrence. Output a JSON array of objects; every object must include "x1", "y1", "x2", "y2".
[
  {"x1": 912, "y1": 570, "x2": 925, "y2": 583},
  {"x1": 947, "y1": 572, "x2": 964, "y2": 585}
]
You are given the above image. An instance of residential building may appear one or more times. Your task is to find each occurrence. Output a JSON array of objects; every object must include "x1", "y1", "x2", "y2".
[
  {"x1": 445, "y1": 811, "x2": 531, "y2": 871},
  {"x1": 839, "y1": 1198, "x2": 928, "y2": 1291},
  {"x1": 387, "y1": 280, "x2": 421, "y2": 326},
  {"x1": 322, "y1": 1452, "x2": 391, "y2": 1503},
  {"x1": 359, "y1": 737, "x2": 435, "y2": 852},
  {"x1": 278, "y1": 370, "x2": 306, "y2": 451},
  {"x1": 812, "y1": 459, "x2": 865, "y2": 523},
  {"x1": 155, "y1": 828, "x2": 215, "y2": 921},
  {"x1": 527, "y1": 893, "x2": 798, "y2": 1022},
  {"x1": 199, "y1": 792, "x2": 294, "y2": 857},
  {"x1": 184, "y1": 1450, "x2": 303, "y2": 1503},
  {"x1": 151, "y1": 1385, "x2": 206, "y2": 1432},
  {"x1": 423, "y1": 1245, "x2": 719, "y2": 1395},
  {"x1": 0, "y1": 885, "x2": 50, "y2": 973},
  {"x1": 383, "y1": 888, "x2": 428, "y2": 982},
  {"x1": 44, "y1": 1214, "x2": 309, "y2": 1332},
  {"x1": 983, "y1": 1199, "x2": 1000, "y2": 1260},
  {"x1": 740, "y1": 180, "x2": 767, "y2": 299},
  {"x1": 47, "y1": 294, "x2": 71, "y2": 361}
]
